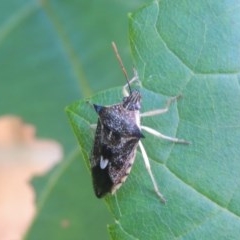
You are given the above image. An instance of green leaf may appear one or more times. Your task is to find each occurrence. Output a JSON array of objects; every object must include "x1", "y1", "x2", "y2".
[{"x1": 67, "y1": 0, "x2": 240, "y2": 239}]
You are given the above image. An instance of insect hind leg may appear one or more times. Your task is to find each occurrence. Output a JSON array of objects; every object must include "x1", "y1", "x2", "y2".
[{"x1": 138, "y1": 141, "x2": 166, "y2": 203}]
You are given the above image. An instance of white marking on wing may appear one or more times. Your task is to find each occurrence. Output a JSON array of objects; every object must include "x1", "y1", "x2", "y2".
[{"x1": 100, "y1": 156, "x2": 109, "y2": 169}]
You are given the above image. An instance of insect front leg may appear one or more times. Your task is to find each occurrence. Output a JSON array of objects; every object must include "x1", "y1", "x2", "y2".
[
  {"x1": 138, "y1": 141, "x2": 166, "y2": 203},
  {"x1": 90, "y1": 124, "x2": 97, "y2": 129}
]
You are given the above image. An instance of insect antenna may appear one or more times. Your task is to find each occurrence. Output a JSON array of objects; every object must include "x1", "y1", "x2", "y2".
[{"x1": 111, "y1": 41, "x2": 132, "y2": 94}]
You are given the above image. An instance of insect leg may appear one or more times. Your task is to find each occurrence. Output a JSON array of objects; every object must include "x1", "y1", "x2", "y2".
[
  {"x1": 138, "y1": 141, "x2": 166, "y2": 203},
  {"x1": 140, "y1": 96, "x2": 180, "y2": 117},
  {"x1": 141, "y1": 125, "x2": 190, "y2": 144},
  {"x1": 90, "y1": 124, "x2": 97, "y2": 129},
  {"x1": 86, "y1": 100, "x2": 100, "y2": 129},
  {"x1": 140, "y1": 95, "x2": 190, "y2": 144}
]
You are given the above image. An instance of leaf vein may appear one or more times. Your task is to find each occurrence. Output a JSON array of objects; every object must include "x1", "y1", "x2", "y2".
[
  {"x1": 165, "y1": 166, "x2": 240, "y2": 219},
  {"x1": 114, "y1": 220, "x2": 139, "y2": 240},
  {"x1": 41, "y1": 1, "x2": 92, "y2": 97},
  {"x1": 153, "y1": 2, "x2": 194, "y2": 75}
]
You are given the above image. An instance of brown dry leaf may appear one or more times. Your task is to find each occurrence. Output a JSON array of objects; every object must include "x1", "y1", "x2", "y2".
[{"x1": 0, "y1": 115, "x2": 63, "y2": 240}]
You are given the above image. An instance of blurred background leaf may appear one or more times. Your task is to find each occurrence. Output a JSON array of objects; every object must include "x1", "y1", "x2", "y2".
[{"x1": 0, "y1": 0, "x2": 148, "y2": 239}]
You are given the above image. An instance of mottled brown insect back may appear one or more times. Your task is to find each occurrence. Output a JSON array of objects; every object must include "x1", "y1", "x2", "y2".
[{"x1": 91, "y1": 91, "x2": 144, "y2": 198}]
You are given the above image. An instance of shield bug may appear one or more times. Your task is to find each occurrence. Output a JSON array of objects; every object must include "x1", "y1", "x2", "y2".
[{"x1": 89, "y1": 42, "x2": 189, "y2": 203}]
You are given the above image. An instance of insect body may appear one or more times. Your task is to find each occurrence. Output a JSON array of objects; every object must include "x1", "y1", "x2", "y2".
[
  {"x1": 91, "y1": 90, "x2": 143, "y2": 198},
  {"x1": 89, "y1": 43, "x2": 189, "y2": 203}
]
